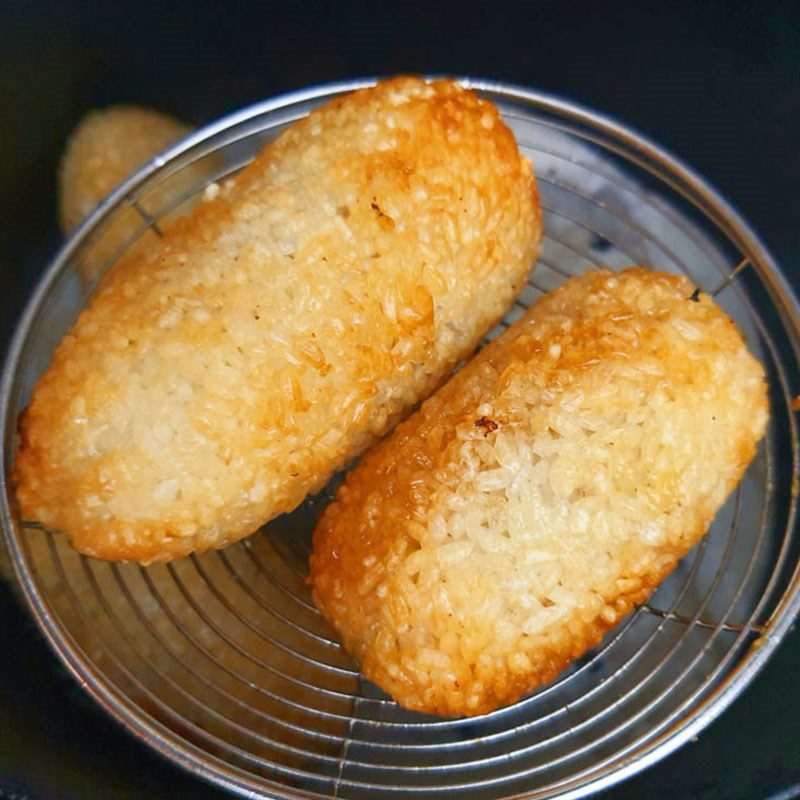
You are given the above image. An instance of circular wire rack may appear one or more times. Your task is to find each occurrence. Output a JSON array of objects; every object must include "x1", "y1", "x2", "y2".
[{"x1": 2, "y1": 79, "x2": 800, "y2": 800}]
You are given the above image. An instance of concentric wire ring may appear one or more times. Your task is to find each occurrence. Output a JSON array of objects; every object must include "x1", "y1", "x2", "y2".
[{"x1": 2, "y1": 79, "x2": 798, "y2": 800}]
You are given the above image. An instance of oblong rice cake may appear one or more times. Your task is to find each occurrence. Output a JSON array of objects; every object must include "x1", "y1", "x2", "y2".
[
  {"x1": 15, "y1": 77, "x2": 542, "y2": 562},
  {"x1": 310, "y1": 268, "x2": 769, "y2": 717},
  {"x1": 58, "y1": 106, "x2": 193, "y2": 235},
  {"x1": 57, "y1": 106, "x2": 205, "y2": 282}
]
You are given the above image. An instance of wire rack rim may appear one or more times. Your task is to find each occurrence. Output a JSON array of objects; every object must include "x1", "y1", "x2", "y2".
[{"x1": 1, "y1": 77, "x2": 799, "y2": 800}]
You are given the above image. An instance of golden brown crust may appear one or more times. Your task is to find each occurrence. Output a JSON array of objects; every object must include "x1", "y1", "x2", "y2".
[
  {"x1": 310, "y1": 269, "x2": 769, "y2": 717},
  {"x1": 15, "y1": 77, "x2": 541, "y2": 563}
]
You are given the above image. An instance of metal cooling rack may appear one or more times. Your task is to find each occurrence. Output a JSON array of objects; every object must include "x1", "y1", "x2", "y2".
[{"x1": 2, "y1": 79, "x2": 799, "y2": 800}]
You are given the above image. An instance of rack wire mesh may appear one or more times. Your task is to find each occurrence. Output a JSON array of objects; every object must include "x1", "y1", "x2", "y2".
[{"x1": 2, "y1": 79, "x2": 799, "y2": 800}]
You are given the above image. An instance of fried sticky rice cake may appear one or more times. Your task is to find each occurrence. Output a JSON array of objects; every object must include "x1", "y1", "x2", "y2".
[
  {"x1": 310, "y1": 268, "x2": 768, "y2": 717},
  {"x1": 15, "y1": 77, "x2": 541, "y2": 562}
]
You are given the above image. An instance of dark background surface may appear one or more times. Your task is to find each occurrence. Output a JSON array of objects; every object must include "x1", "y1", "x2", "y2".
[{"x1": 1, "y1": 1, "x2": 799, "y2": 798}]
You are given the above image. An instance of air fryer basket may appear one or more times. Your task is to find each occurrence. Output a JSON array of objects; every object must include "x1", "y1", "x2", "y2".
[{"x1": 2, "y1": 79, "x2": 799, "y2": 800}]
